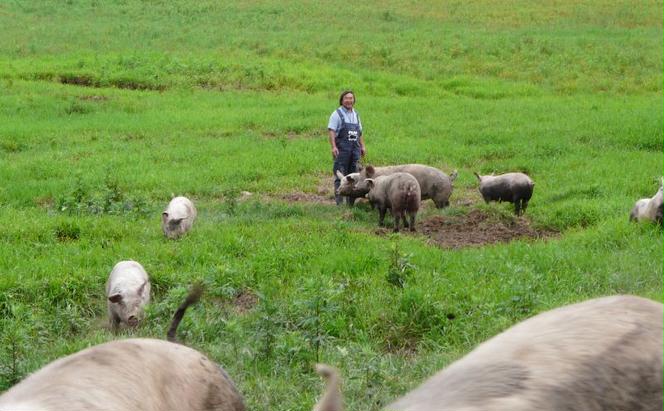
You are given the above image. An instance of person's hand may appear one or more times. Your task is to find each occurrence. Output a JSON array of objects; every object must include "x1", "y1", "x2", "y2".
[
  {"x1": 332, "y1": 146, "x2": 339, "y2": 158},
  {"x1": 360, "y1": 145, "x2": 366, "y2": 157}
]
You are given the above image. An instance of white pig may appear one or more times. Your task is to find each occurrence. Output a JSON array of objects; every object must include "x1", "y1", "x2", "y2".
[
  {"x1": 106, "y1": 260, "x2": 150, "y2": 329},
  {"x1": 630, "y1": 177, "x2": 663, "y2": 225},
  {"x1": 0, "y1": 288, "x2": 245, "y2": 411},
  {"x1": 162, "y1": 196, "x2": 197, "y2": 239},
  {"x1": 314, "y1": 295, "x2": 663, "y2": 411}
]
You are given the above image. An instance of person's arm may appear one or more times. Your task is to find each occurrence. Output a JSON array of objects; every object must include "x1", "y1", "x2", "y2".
[{"x1": 328, "y1": 129, "x2": 339, "y2": 158}]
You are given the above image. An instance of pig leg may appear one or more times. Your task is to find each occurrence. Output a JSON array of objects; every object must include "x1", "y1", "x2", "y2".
[
  {"x1": 514, "y1": 198, "x2": 522, "y2": 216},
  {"x1": 520, "y1": 199, "x2": 529, "y2": 215},
  {"x1": 378, "y1": 207, "x2": 387, "y2": 227},
  {"x1": 409, "y1": 212, "x2": 416, "y2": 232},
  {"x1": 392, "y1": 210, "x2": 401, "y2": 232},
  {"x1": 401, "y1": 212, "x2": 409, "y2": 229}
]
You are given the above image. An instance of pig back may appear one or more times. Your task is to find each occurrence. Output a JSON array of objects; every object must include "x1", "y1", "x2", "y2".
[
  {"x1": 386, "y1": 295, "x2": 662, "y2": 411},
  {"x1": 0, "y1": 338, "x2": 245, "y2": 411}
]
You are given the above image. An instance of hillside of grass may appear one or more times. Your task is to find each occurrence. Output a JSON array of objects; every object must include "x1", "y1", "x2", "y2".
[{"x1": 0, "y1": 1, "x2": 662, "y2": 410}]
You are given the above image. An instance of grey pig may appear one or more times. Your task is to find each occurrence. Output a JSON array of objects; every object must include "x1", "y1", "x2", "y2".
[
  {"x1": 366, "y1": 172, "x2": 421, "y2": 232},
  {"x1": 337, "y1": 164, "x2": 457, "y2": 208},
  {"x1": 474, "y1": 172, "x2": 534, "y2": 215}
]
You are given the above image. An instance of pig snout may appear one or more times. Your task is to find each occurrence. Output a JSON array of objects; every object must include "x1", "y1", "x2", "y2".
[{"x1": 127, "y1": 316, "x2": 139, "y2": 327}]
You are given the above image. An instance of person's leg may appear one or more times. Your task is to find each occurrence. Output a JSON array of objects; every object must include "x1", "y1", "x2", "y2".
[
  {"x1": 346, "y1": 145, "x2": 362, "y2": 206},
  {"x1": 333, "y1": 141, "x2": 351, "y2": 206}
]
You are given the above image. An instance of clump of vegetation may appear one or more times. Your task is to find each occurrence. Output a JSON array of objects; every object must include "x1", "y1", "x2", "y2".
[
  {"x1": 385, "y1": 240, "x2": 416, "y2": 288},
  {"x1": 55, "y1": 174, "x2": 149, "y2": 217}
]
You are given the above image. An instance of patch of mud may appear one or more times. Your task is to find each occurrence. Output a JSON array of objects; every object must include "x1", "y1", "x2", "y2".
[
  {"x1": 59, "y1": 75, "x2": 165, "y2": 91},
  {"x1": 280, "y1": 192, "x2": 336, "y2": 205},
  {"x1": 233, "y1": 290, "x2": 258, "y2": 314},
  {"x1": 279, "y1": 174, "x2": 338, "y2": 204},
  {"x1": 417, "y1": 209, "x2": 555, "y2": 249},
  {"x1": 78, "y1": 95, "x2": 108, "y2": 101},
  {"x1": 371, "y1": 209, "x2": 555, "y2": 248}
]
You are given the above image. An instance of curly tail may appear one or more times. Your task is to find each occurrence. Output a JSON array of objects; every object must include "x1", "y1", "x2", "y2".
[{"x1": 167, "y1": 284, "x2": 203, "y2": 342}]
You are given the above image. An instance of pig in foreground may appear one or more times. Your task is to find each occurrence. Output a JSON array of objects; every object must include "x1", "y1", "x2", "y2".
[
  {"x1": 474, "y1": 172, "x2": 534, "y2": 215},
  {"x1": 162, "y1": 196, "x2": 197, "y2": 239},
  {"x1": 314, "y1": 295, "x2": 663, "y2": 411},
  {"x1": 630, "y1": 177, "x2": 663, "y2": 226},
  {"x1": 106, "y1": 260, "x2": 151, "y2": 329},
  {"x1": 366, "y1": 172, "x2": 421, "y2": 232},
  {"x1": 0, "y1": 288, "x2": 246, "y2": 411},
  {"x1": 336, "y1": 164, "x2": 457, "y2": 208}
]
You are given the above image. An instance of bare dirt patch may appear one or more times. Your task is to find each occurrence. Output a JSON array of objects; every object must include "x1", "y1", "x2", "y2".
[
  {"x1": 233, "y1": 289, "x2": 258, "y2": 314},
  {"x1": 279, "y1": 174, "x2": 337, "y2": 204},
  {"x1": 417, "y1": 209, "x2": 555, "y2": 249},
  {"x1": 371, "y1": 209, "x2": 555, "y2": 248}
]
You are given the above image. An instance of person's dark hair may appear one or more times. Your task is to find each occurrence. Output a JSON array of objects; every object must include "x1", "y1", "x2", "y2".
[{"x1": 339, "y1": 90, "x2": 355, "y2": 105}]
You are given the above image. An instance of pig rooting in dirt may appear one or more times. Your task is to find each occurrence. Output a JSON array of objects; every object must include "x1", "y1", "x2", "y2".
[
  {"x1": 162, "y1": 196, "x2": 197, "y2": 239},
  {"x1": 366, "y1": 172, "x2": 421, "y2": 232},
  {"x1": 474, "y1": 172, "x2": 534, "y2": 215},
  {"x1": 106, "y1": 260, "x2": 151, "y2": 329}
]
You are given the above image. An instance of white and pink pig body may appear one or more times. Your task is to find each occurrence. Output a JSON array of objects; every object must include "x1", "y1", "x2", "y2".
[
  {"x1": 106, "y1": 260, "x2": 150, "y2": 328},
  {"x1": 630, "y1": 178, "x2": 663, "y2": 225},
  {"x1": 162, "y1": 196, "x2": 197, "y2": 239},
  {"x1": 0, "y1": 339, "x2": 245, "y2": 411}
]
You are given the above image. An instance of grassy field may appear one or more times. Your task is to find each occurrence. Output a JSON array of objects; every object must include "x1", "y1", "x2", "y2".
[{"x1": 0, "y1": 1, "x2": 662, "y2": 409}]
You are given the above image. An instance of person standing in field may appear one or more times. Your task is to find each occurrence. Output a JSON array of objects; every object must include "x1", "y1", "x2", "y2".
[{"x1": 328, "y1": 90, "x2": 366, "y2": 206}]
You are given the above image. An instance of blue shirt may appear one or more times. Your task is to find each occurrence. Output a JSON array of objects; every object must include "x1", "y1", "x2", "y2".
[{"x1": 328, "y1": 107, "x2": 362, "y2": 137}]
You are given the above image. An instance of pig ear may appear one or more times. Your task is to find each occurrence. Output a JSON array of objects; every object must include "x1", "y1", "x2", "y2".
[
  {"x1": 346, "y1": 175, "x2": 355, "y2": 183},
  {"x1": 365, "y1": 165, "x2": 375, "y2": 177},
  {"x1": 473, "y1": 172, "x2": 482, "y2": 181},
  {"x1": 108, "y1": 294, "x2": 123, "y2": 303},
  {"x1": 162, "y1": 212, "x2": 169, "y2": 223},
  {"x1": 336, "y1": 170, "x2": 345, "y2": 180},
  {"x1": 137, "y1": 281, "x2": 148, "y2": 297},
  {"x1": 366, "y1": 178, "x2": 375, "y2": 189}
]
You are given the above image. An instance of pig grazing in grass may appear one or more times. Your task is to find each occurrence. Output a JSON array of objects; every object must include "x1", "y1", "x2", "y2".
[
  {"x1": 336, "y1": 164, "x2": 457, "y2": 208},
  {"x1": 366, "y1": 172, "x2": 421, "y2": 232},
  {"x1": 106, "y1": 260, "x2": 150, "y2": 329},
  {"x1": 314, "y1": 295, "x2": 663, "y2": 411},
  {"x1": 162, "y1": 196, "x2": 197, "y2": 239},
  {"x1": 0, "y1": 288, "x2": 246, "y2": 411},
  {"x1": 474, "y1": 172, "x2": 534, "y2": 215},
  {"x1": 630, "y1": 177, "x2": 663, "y2": 226}
]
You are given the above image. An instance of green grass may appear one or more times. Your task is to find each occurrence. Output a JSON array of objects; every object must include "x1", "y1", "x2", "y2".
[{"x1": 0, "y1": 1, "x2": 662, "y2": 410}]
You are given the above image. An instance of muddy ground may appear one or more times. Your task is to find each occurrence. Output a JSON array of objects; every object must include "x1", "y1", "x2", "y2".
[{"x1": 275, "y1": 177, "x2": 555, "y2": 248}]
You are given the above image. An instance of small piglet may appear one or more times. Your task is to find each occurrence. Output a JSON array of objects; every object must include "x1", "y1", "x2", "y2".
[
  {"x1": 162, "y1": 196, "x2": 197, "y2": 239},
  {"x1": 474, "y1": 172, "x2": 534, "y2": 215},
  {"x1": 106, "y1": 260, "x2": 150, "y2": 329},
  {"x1": 366, "y1": 172, "x2": 421, "y2": 232},
  {"x1": 630, "y1": 177, "x2": 663, "y2": 226}
]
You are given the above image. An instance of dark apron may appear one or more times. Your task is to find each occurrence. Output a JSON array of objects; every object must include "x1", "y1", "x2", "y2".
[{"x1": 333, "y1": 108, "x2": 362, "y2": 205}]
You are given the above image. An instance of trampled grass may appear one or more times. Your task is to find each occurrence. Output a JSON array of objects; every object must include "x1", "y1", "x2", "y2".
[{"x1": 0, "y1": 1, "x2": 662, "y2": 410}]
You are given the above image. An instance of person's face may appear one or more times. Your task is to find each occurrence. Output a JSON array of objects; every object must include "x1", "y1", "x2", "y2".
[{"x1": 342, "y1": 93, "x2": 355, "y2": 109}]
